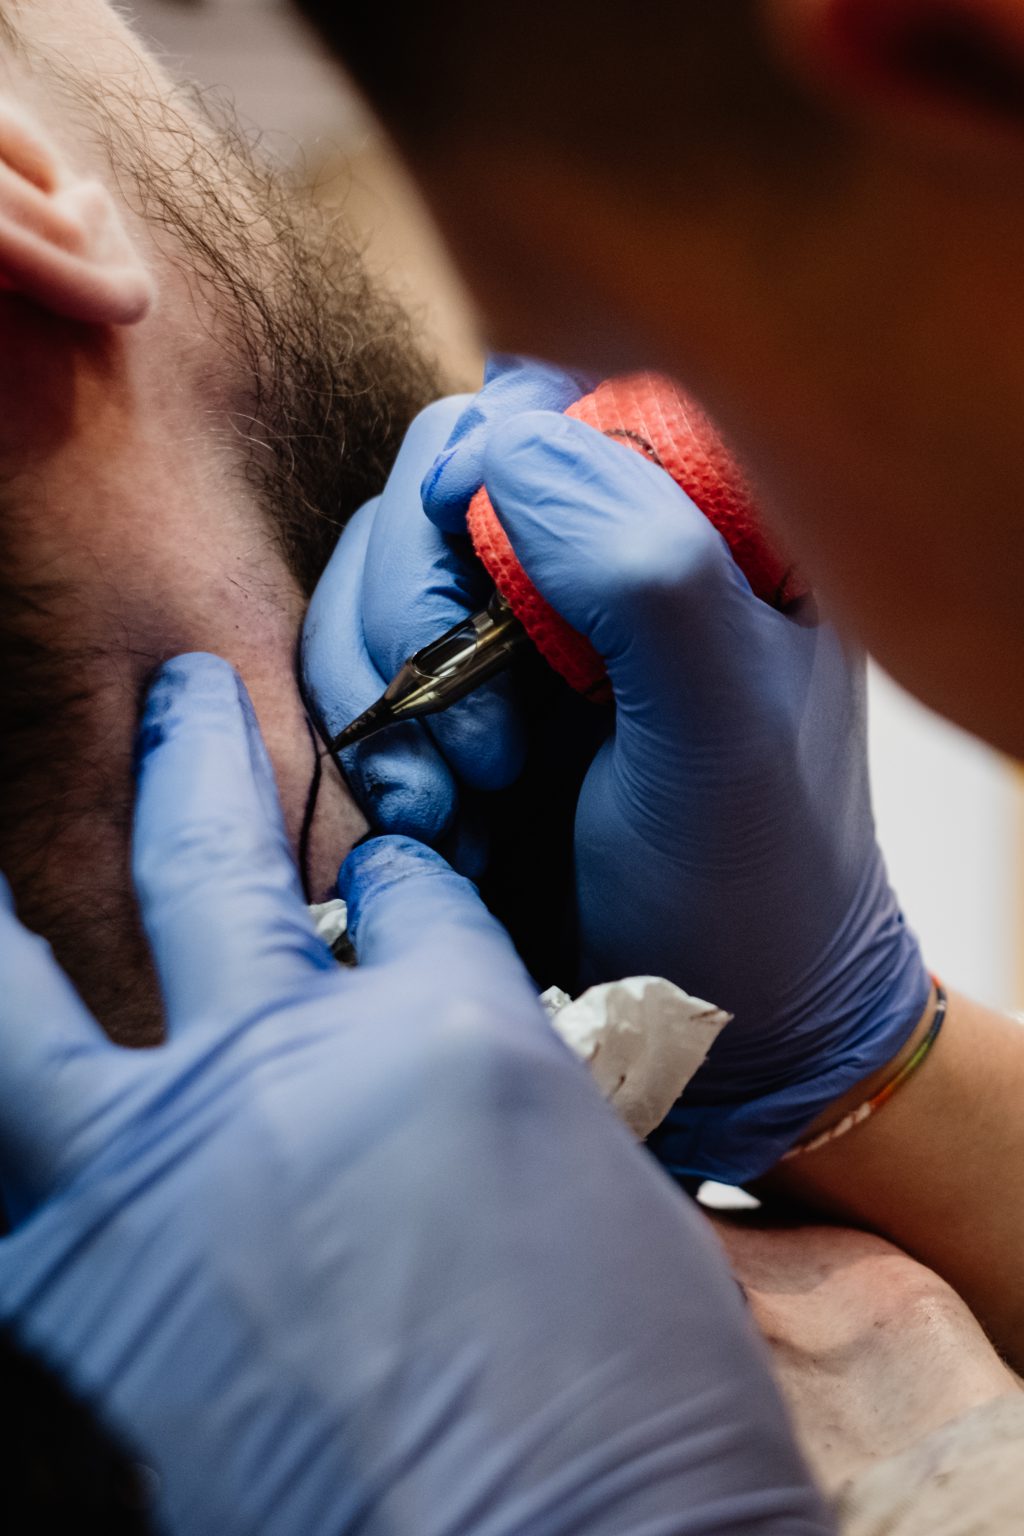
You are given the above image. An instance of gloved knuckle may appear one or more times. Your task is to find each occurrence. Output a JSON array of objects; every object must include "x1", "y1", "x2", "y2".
[{"x1": 609, "y1": 518, "x2": 719, "y2": 607}]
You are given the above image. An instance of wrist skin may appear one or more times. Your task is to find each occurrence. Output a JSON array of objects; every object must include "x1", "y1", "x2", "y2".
[{"x1": 756, "y1": 987, "x2": 1024, "y2": 1372}]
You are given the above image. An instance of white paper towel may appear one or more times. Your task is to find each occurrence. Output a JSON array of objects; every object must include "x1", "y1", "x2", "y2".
[
  {"x1": 543, "y1": 978, "x2": 729, "y2": 1139},
  {"x1": 310, "y1": 901, "x2": 729, "y2": 1138}
]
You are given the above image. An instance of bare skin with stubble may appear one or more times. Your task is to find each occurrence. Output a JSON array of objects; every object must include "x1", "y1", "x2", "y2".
[{"x1": 0, "y1": 0, "x2": 437, "y2": 1042}]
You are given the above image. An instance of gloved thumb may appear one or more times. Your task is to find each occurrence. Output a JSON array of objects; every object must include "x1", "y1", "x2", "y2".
[
  {"x1": 339, "y1": 836, "x2": 538, "y2": 1007},
  {"x1": 481, "y1": 412, "x2": 748, "y2": 684}
]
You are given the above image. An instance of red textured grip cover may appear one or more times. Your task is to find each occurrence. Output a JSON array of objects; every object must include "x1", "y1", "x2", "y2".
[{"x1": 467, "y1": 373, "x2": 805, "y2": 699}]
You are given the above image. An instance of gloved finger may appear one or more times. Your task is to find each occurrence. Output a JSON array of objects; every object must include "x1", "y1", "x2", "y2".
[
  {"x1": 133, "y1": 654, "x2": 337, "y2": 1036},
  {"x1": 421, "y1": 355, "x2": 595, "y2": 533},
  {"x1": 304, "y1": 394, "x2": 523, "y2": 817},
  {"x1": 352, "y1": 393, "x2": 527, "y2": 793},
  {"x1": 0, "y1": 878, "x2": 118, "y2": 1206},
  {"x1": 339, "y1": 836, "x2": 533, "y2": 999},
  {"x1": 303, "y1": 498, "x2": 459, "y2": 844},
  {"x1": 481, "y1": 412, "x2": 765, "y2": 704},
  {"x1": 435, "y1": 795, "x2": 491, "y2": 885},
  {"x1": 360, "y1": 479, "x2": 527, "y2": 795}
]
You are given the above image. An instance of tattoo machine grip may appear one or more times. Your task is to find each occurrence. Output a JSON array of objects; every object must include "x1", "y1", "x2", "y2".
[{"x1": 466, "y1": 372, "x2": 806, "y2": 702}]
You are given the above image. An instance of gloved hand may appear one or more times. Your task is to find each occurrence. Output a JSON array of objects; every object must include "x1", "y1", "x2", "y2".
[
  {"x1": 0, "y1": 652, "x2": 831, "y2": 1536},
  {"x1": 304, "y1": 361, "x2": 930, "y2": 1183},
  {"x1": 302, "y1": 355, "x2": 594, "y2": 869}
]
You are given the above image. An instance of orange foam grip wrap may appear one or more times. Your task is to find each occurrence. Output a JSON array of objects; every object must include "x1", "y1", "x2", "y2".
[{"x1": 467, "y1": 373, "x2": 806, "y2": 701}]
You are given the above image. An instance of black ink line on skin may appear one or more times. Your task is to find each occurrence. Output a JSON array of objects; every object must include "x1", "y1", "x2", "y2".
[{"x1": 298, "y1": 716, "x2": 324, "y2": 903}]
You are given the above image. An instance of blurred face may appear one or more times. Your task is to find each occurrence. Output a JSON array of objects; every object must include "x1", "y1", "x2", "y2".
[{"x1": 298, "y1": 0, "x2": 1024, "y2": 758}]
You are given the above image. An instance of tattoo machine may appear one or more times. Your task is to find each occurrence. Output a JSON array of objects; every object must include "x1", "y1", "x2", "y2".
[{"x1": 330, "y1": 372, "x2": 808, "y2": 753}]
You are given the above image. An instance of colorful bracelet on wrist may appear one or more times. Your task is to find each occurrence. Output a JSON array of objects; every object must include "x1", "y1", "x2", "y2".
[{"x1": 781, "y1": 982, "x2": 947, "y2": 1162}]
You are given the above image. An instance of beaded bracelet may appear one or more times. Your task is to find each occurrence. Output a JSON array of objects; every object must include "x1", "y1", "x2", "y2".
[{"x1": 781, "y1": 982, "x2": 948, "y2": 1162}]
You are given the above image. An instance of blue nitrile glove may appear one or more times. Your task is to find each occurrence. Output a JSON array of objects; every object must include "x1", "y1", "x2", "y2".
[
  {"x1": 306, "y1": 355, "x2": 930, "y2": 1183},
  {"x1": 302, "y1": 355, "x2": 593, "y2": 860},
  {"x1": 420, "y1": 353, "x2": 597, "y2": 531},
  {"x1": 474, "y1": 413, "x2": 931, "y2": 1183},
  {"x1": 0, "y1": 653, "x2": 832, "y2": 1536}
]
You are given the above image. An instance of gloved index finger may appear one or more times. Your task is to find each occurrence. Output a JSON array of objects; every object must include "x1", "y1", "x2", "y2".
[
  {"x1": 481, "y1": 411, "x2": 757, "y2": 660},
  {"x1": 133, "y1": 653, "x2": 337, "y2": 1038},
  {"x1": 303, "y1": 497, "x2": 460, "y2": 844},
  {"x1": 360, "y1": 464, "x2": 527, "y2": 795},
  {"x1": 310, "y1": 392, "x2": 527, "y2": 800},
  {"x1": 420, "y1": 355, "x2": 595, "y2": 532}
]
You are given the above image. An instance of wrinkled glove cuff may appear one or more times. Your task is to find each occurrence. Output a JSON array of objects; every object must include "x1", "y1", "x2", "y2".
[{"x1": 649, "y1": 944, "x2": 933, "y2": 1185}]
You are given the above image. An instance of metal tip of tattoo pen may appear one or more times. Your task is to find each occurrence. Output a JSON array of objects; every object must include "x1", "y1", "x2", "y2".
[
  {"x1": 329, "y1": 591, "x2": 530, "y2": 756},
  {"x1": 329, "y1": 703, "x2": 398, "y2": 754}
]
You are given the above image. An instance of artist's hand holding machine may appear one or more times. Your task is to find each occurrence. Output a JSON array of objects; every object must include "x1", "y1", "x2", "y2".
[
  {"x1": 0, "y1": 358, "x2": 936, "y2": 1536},
  {"x1": 303, "y1": 357, "x2": 933, "y2": 1183},
  {"x1": 0, "y1": 359, "x2": 1004, "y2": 1534}
]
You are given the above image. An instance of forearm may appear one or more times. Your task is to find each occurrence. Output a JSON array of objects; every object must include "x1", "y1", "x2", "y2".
[{"x1": 761, "y1": 990, "x2": 1024, "y2": 1368}]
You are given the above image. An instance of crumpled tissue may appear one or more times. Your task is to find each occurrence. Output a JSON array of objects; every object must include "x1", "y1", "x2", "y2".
[{"x1": 310, "y1": 900, "x2": 729, "y2": 1140}]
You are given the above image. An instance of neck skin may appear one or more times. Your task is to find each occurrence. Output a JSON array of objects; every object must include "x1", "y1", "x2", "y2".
[{"x1": 0, "y1": 291, "x2": 366, "y2": 1042}]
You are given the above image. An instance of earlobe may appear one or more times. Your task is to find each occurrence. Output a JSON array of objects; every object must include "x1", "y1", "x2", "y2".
[
  {"x1": 765, "y1": 0, "x2": 1024, "y2": 141},
  {"x1": 0, "y1": 98, "x2": 155, "y2": 326}
]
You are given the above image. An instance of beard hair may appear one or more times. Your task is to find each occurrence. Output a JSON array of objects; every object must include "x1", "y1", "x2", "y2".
[
  {"x1": 80, "y1": 67, "x2": 442, "y2": 596},
  {"x1": 0, "y1": 63, "x2": 441, "y2": 1044}
]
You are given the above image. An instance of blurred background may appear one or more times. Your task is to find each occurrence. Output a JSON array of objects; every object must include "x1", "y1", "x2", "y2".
[{"x1": 129, "y1": 0, "x2": 1023, "y2": 1011}]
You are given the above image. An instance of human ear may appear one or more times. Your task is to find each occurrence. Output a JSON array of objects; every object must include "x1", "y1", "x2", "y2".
[
  {"x1": 764, "y1": 0, "x2": 1024, "y2": 146},
  {"x1": 0, "y1": 97, "x2": 154, "y2": 325}
]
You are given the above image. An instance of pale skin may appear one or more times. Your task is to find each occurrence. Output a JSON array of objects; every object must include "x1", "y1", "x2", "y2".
[
  {"x1": 0, "y1": 283, "x2": 364, "y2": 879},
  {"x1": 709, "y1": 1211, "x2": 1020, "y2": 1492},
  {"x1": 762, "y1": 991, "x2": 1024, "y2": 1368},
  {"x1": 0, "y1": 0, "x2": 371, "y2": 1041},
  {"x1": 306, "y1": 0, "x2": 1024, "y2": 1372}
]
